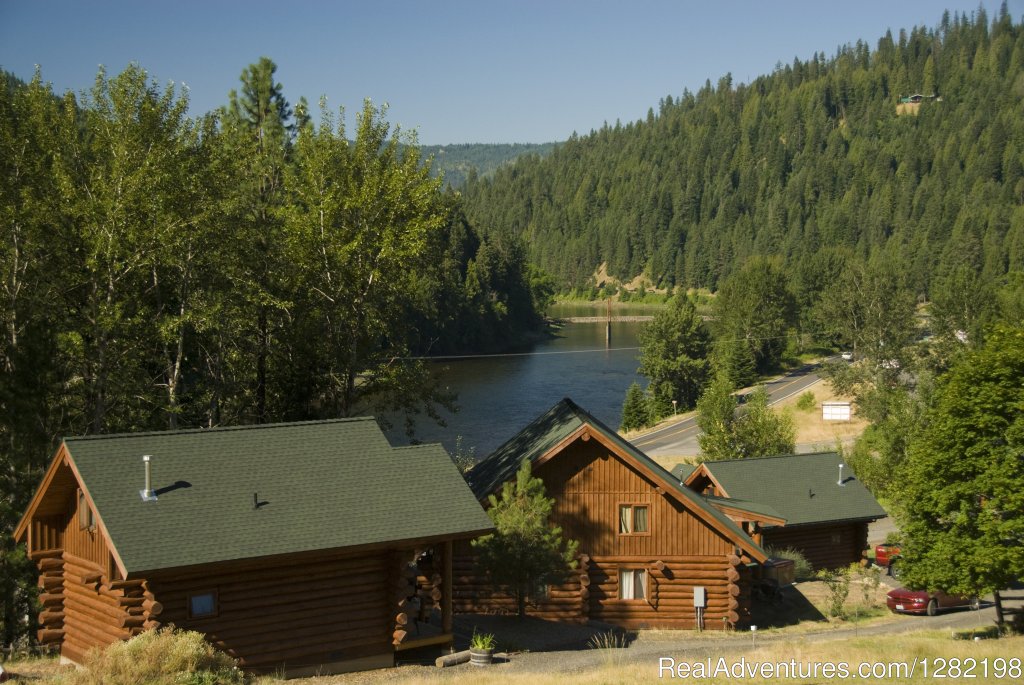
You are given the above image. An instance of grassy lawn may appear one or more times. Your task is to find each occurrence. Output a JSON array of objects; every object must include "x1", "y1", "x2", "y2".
[
  {"x1": 771, "y1": 378, "x2": 868, "y2": 451},
  {"x1": 6, "y1": 614, "x2": 1019, "y2": 685},
  {"x1": 244, "y1": 631, "x2": 1024, "y2": 684}
]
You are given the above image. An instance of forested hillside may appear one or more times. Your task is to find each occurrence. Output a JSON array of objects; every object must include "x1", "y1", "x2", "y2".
[
  {"x1": 461, "y1": 7, "x2": 1024, "y2": 297},
  {"x1": 420, "y1": 142, "x2": 558, "y2": 187}
]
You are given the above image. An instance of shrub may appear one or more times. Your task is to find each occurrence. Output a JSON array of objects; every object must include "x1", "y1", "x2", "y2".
[
  {"x1": 818, "y1": 566, "x2": 852, "y2": 619},
  {"x1": 61, "y1": 627, "x2": 242, "y2": 685},
  {"x1": 796, "y1": 391, "x2": 816, "y2": 412},
  {"x1": 765, "y1": 546, "x2": 813, "y2": 581},
  {"x1": 853, "y1": 562, "x2": 882, "y2": 608}
]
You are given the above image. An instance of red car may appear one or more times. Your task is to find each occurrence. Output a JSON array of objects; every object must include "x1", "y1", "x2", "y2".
[
  {"x1": 875, "y1": 543, "x2": 902, "y2": 576},
  {"x1": 886, "y1": 587, "x2": 980, "y2": 616}
]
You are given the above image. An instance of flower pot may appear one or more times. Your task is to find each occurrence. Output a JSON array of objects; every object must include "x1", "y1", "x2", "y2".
[{"x1": 469, "y1": 647, "x2": 494, "y2": 666}]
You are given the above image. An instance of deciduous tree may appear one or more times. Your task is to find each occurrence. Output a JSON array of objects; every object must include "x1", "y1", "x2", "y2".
[
  {"x1": 638, "y1": 293, "x2": 711, "y2": 416},
  {"x1": 895, "y1": 325, "x2": 1024, "y2": 599},
  {"x1": 712, "y1": 257, "x2": 796, "y2": 378},
  {"x1": 697, "y1": 383, "x2": 795, "y2": 461}
]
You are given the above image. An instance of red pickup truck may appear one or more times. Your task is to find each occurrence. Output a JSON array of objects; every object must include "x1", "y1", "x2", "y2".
[{"x1": 875, "y1": 543, "x2": 902, "y2": 577}]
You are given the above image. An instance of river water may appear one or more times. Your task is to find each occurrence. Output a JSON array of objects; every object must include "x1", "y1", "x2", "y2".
[{"x1": 384, "y1": 304, "x2": 658, "y2": 458}]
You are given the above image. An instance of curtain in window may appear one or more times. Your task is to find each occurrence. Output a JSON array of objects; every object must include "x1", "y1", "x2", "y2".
[
  {"x1": 634, "y1": 505, "x2": 648, "y2": 532},
  {"x1": 619, "y1": 505, "x2": 631, "y2": 533},
  {"x1": 634, "y1": 569, "x2": 646, "y2": 600},
  {"x1": 619, "y1": 568, "x2": 634, "y2": 599}
]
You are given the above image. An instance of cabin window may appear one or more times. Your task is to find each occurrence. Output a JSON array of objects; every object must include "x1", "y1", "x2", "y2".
[
  {"x1": 78, "y1": 490, "x2": 95, "y2": 531},
  {"x1": 618, "y1": 504, "x2": 649, "y2": 534},
  {"x1": 618, "y1": 568, "x2": 647, "y2": 600},
  {"x1": 188, "y1": 590, "x2": 218, "y2": 619}
]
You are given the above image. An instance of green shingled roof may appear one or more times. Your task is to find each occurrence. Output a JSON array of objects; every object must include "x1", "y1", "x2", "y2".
[
  {"x1": 467, "y1": 398, "x2": 768, "y2": 561},
  {"x1": 670, "y1": 463, "x2": 697, "y2": 482},
  {"x1": 693, "y1": 452, "x2": 887, "y2": 527},
  {"x1": 702, "y1": 495, "x2": 786, "y2": 522},
  {"x1": 65, "y1": 418, "x2": 493, "y2": 575}
]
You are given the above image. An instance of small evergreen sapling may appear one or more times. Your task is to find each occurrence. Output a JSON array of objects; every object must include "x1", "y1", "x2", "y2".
[
  {"x1": 472, "y1": 460, "x2": 579, "y2": 617},
  {"x1": 620, "y1": 381, "x2": 651, "y2": 431}
]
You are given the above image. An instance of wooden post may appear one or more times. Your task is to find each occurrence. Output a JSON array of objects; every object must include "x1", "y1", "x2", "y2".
[
  {"x1": 605, "y1": 300, "x2": 611, "y2": 347},
  {"x1": 442, "y1": 540, "x2": 453, "y2": 634}
]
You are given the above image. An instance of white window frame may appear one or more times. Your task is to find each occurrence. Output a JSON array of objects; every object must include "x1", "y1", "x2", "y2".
[{"x1": 618, "y1": 568, "x2": 647, "y2": 600}]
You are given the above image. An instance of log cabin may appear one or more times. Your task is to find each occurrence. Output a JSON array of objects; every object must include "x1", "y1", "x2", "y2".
[
  {"x1": 456, "y1": 398, "x2": 769, "y2": 630},
  {"x1": 674, "y1": 452, "x2": 887, "y2": 570},
  {"x1": 13, "y1": 419, "x2": 493, "y2": 676}
]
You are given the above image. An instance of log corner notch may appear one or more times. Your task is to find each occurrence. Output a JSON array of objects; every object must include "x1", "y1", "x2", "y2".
[
  {"x1": 578, "y1": 554, "x2": 591, "y2": 618},
  {"x1": 392, "y1": 544, "x2": 453, "y2": 649},
  {"x1": 34, "y1": 550, "x2": 66, "y2": 645},
  {"x1": 724, "y1": 552, "x2": 744, "y2": 627}
]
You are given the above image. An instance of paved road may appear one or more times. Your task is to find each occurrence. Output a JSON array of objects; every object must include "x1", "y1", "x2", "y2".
[{"x1": 631, "y1": 359, "x2": 834, "y2": 457}]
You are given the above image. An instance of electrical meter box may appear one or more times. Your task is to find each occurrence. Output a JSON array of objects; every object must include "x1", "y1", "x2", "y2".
[{"x1": 693, "y1": 586, "x2": 706, "y2": 608}]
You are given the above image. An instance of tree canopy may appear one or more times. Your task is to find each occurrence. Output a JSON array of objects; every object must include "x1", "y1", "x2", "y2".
[
  {"x1": 895, "y1": 325, "x2": 1024, "y2": 597},
  {"x1": 0, "y1": 61, "x2": 549, "y2": 644},
  {"x1": 638, "y1": 293, "x2": 712, "y2": 416},
  {"x1": 697, "y1": 381, "x2": 796, "y2": 462}
]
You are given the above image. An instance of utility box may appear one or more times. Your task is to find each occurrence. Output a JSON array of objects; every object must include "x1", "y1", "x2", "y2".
[
  {"x1": 764, "y1": 558, "x2": 796, "y2": 586},
  {"x1": 693, "y1": 586, "x2": 706, "y2": 608}
]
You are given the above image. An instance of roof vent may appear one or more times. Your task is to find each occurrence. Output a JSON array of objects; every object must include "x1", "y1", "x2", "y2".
[
  {"x1": 140, "y1": 455, "x2": 158, "y2": 502},
  {"x1": 837, "y1": 463, "x2": 845, "y2": 487}
]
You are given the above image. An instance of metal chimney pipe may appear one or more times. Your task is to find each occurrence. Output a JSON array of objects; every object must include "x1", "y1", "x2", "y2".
[
  {"x1": 140, "y1": 455, "x2": 157, "y2": 501},
  {"x1": 838, "y1": 463, "x2": 845, "y2": 486}
]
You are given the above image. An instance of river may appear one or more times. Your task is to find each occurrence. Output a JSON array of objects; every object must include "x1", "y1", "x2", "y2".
[{"x1": 383, "y1": 303, "x2": 661, "y2": 458}]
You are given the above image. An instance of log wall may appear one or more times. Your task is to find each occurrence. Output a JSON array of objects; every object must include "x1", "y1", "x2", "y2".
[
  {"x1": 33, "y1": 550, "x2": 153, "y2": 665},
  {"x1": 147, "y1": 549, "x2": 393, "y2": 673},
  {"x1": 762, "y1": 522, "x2": 868, "y2": 570},
  {"x1": 453, "y1": 550, "x2": 751, "y2": 629}
]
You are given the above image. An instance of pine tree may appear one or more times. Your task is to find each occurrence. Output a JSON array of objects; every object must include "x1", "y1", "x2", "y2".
[
  {"x1": 620, "y1": 381, "x2": 651, "y2": 431},
  {"x1": 472, "y1": 460, "x2": 579, "y2": 617},
  {"x1": 220, "y1": 57, "x2": 293, "y2": 423}
]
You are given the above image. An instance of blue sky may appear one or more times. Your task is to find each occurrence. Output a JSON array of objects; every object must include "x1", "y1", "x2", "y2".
[{"x1": 1, "y1": 1, "x2": 1018, "y2": 144}]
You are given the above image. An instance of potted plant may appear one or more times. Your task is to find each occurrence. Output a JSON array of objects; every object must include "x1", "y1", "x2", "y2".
[{"x1": 469, "y1": 630, "x2": 496, "y2": 666}]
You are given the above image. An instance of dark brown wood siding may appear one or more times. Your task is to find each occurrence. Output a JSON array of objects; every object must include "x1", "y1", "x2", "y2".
[
  {"x1": 762, "y1": 522, "x2": 869, "y2": 570},
  {"x1": 454, "y1": 437, "x2": 751, "y2": 629},
  {"x1": 146, "y1": 550, "x2": 393, "y2": 672}
]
